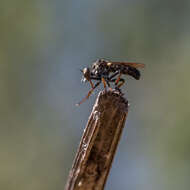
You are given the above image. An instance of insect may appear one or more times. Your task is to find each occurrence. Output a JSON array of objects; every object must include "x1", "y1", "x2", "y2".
[{"x1": 76, "y1": 59, "x2": 145, "y2": 106}]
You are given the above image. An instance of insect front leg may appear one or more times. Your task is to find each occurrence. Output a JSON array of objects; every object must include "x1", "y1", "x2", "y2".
[
  {"x1": 88, "y1": 76, "x2": 101, "y2": 89},
  {"x1": 89, "y1": 79, "x2": 94, "y2": 89},
  {"x1": 76, "y1": 81, "x2": 101, "y2": 106}
]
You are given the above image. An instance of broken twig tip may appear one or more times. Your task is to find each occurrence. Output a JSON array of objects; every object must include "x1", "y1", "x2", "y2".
[{"x1": 66, "y1": 90, "x2": 128, "y2": 190}]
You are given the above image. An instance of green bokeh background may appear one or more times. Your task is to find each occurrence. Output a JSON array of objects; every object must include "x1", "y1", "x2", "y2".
[{"x1": 1, "y1": 1, "x2": 190, "y2": 190}]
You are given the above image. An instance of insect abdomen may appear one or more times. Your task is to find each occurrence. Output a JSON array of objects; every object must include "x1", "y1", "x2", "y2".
[{"x1": 125, "y1": 67, "x2": 141, "y2": 80}]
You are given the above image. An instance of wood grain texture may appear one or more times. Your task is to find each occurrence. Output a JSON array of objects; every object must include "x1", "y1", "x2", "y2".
[{"x1": 65, "y1": 90, "x2": 128, "y2": 190}]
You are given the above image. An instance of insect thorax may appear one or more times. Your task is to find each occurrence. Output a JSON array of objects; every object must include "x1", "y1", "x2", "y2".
[{"x1": 91, "y1": 60, "x2": 109, "y2": 77}]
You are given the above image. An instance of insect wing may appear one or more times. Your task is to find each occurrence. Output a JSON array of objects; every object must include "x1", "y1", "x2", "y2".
[{"x1": 111, "y1": 62, "x2": 145, "y2": 68}]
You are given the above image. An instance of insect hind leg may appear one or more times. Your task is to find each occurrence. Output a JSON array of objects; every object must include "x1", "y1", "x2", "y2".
[
  {"x1": 110, "y1": 78, "x2": 125, "y2": 93},
  {"x1": 117, "y1": 78, "x2": 125, "y2": 88}
]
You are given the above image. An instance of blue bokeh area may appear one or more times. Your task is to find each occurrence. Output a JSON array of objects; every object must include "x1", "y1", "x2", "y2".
[{"x1": 1, "y1": 0, "x2": 190, "y2": 190}]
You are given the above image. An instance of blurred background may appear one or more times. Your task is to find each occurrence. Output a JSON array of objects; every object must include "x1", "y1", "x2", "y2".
[{"x1": 1, "y1": 0, "x2": 190, "y2": 190}]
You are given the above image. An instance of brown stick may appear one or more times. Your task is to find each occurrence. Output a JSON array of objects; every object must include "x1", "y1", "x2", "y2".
[{"x1": 65, "y1": 90, "x2": 128, "y2": 190}]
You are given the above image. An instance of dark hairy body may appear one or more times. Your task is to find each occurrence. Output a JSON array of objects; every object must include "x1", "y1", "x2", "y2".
[
  {"x1": 77, "y1": 59, "x2": 145, "y2": 105},
  {"x1": 90, "y1": 59, "x2": 141, "y2": 80}
]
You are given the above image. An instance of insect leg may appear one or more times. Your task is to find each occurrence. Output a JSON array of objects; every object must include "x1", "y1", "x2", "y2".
[
  {"x1": 117, "y1": 78, "x2": 125, "y2": 88},
  {"x1": 115, "y1": 78, "x2": 125, "y2": 94},
  {"x1": 105, "y1": 80, "x2": 110, "y2": 87},
  {"x1": 115, "y1": 73, "x2": 122, "y2": 85},
  {"x1": 89, "y1": 76, "x2": 102, "y2": 88},
  {"x1": 110, "y1": 78, "x2": 125, "y2": 92},
  {"x1": 109, "y1": 71, "x2": 120, "y2": 80},
  {"x1": 76, "y1": 81, "x2": 101, "y2": 106},
  {"x1": 105, "y1": 79, "x2": 114, "y2": 91},
  {"x1": 101, "y1": 77, "x2": 107, "y2": 90},
  {"x1": 89, "y1": 80, "x2": 94, "y2": 89},
  {"x1": 106, "y1": 71, "x2": 120, "y2": 90}
]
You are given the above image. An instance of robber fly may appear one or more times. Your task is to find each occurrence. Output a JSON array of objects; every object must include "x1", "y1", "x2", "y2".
[{"x1": 76, "y1": 59, "x2": 145, "y2": 106}]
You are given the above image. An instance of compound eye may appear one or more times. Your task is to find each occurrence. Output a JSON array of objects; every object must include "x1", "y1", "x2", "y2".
[
  {"x1": 83, "y1": 67, "x2": 91, "y2": 81},
  {"x1": 83, "y1": 67, "x2": 88, "y2": 74}
]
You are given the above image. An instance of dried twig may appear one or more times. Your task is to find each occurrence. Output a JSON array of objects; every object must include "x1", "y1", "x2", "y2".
[{"x1": 65, "y1": 90, "x2": 128, "y2": 190}]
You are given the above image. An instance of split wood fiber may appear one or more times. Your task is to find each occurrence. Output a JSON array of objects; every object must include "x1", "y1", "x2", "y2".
[{"x1": 65, "y1": 90, "x2": 128, "y2": 190}]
